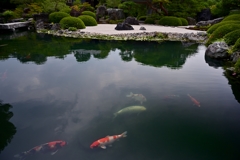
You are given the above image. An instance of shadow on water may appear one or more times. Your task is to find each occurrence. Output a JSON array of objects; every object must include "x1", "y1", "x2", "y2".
[{"x1": 0, "y1": 100, "x2": 16, "y2": 153}]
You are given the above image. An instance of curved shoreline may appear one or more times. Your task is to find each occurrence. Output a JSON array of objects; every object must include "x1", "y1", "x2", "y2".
[{"x1": 37, "y1": 24, "x2": 208, "y2": 43}]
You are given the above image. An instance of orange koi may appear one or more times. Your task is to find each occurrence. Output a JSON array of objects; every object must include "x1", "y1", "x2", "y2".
[
  {"x1": 188, "y1": 94, "x2": 200, "y2": 107},
  {"x1": 90, "y1": 131, "x2": 127, "y2": 149}
]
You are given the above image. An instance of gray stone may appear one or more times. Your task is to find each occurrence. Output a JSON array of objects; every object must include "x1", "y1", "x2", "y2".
[
  {"x1": 197, "y1": 8, "x2": 212, "y2": 22},
  {"x1": 124, "y1": 16, "x2": 139, "y2": 25},
  {"x1": 35, "y1": 20, "x2": 45, "y2": 30},
  {"x1": 196, "y1": 17, "x2": 224, "y2": 27},
  {"x1": 205, "y1": 41, "x2": 229, "y2": 59},
  {"x1": 187, "y1": 17, "x2": 196, "y2": 25},
  {"x1": 139, "y1": 26, "x2": 146, "y2": 30},
  {"x1": 107, "y1": 8, "x2": 125, "y2": 20},
  {"x1": 115, "y1": 23, "x2": 134, "y2": 30},
  {"x1": 96, "y1": 5, "x2": 107, "y2": 21},
  {"x1": 51, "y1": 23, "x2": 61, "y2": 31},
  {"x1": 230, "y1": 51, "x2": 240, "y2": 63}
]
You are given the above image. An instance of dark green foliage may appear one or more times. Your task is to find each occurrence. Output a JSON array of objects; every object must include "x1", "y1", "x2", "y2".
[
  {"x1": 207, "y1": 21, "x2": 240, "y2": 34},
  {"x1": 178, "y1": 18, "x2": 188, "y2": 26},
  {"x1": 158, "y1": 16, "x2": 182, "y2": 26},
  {"x1": 59, "y1": 7, "x2": 71, "y2": 14},
  {"x1": 234, "y1": 54, "x2": 240, "y2": 73},
  {"x1": 206, "y1": 24, "x2": 240, "y2": 45},
  {"x1": 78, "y1": 15, "x2": 97, "y2": 26},
  {"x1": 144, "y1": 17, "x2": 155, "y2": 24},
  {"x1": 222, "y1": 14, "x2": 240, "y2": 21},
  {"x1": 60, "y1": 17, "x2": 85, "y2": 29},
  {"x1": 138, "y1": 16, "x2": 147, "y2": 21},
  {"x1": 68, "y1": 27, "x2": 77, "y2": 31},
  {"x1": 233, "y1": 38, "x2": 240, "y2": 52},
  {"x1": 81, "y1": 11, "x2": 96, "y2": 19},
  {"x1": 118, "y1": 1, "x2": 140, "y2": 17},
  {"x1": 229, "y1": 10, "x2": 240, "y2": 15},
  {"x1": 108, "y1": 19, "x2": 124, "y2": 24},
  {"x1": 49, "y1": 12, "x2": 70, "y2": 23},
  {"x1": 224, "y1": 29, "x2": 240, "y2": 45}
]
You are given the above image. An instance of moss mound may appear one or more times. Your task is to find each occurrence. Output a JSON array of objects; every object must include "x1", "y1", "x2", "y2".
[
  {"x1": 81, "y1": 11, "x2": 96, "y2": 19},
  {"x1": 49, "y1": 12, "x2": 70, "y2": 23},
  {"x1": 59, "y1": 8, "x2": 71, "y2": 14},
  {"x1": 78, "y1": 15, "x2": 97, "y2": 26},
  {"x1": 222, "y1": 14, "x2": 240, "y2": 22},
  {"x1": 233, "y1": 38, "x2": 240, "y2": 52},
  {"x1": 144, "y1": 17, "x2": 155, "y2": 24},
  {"x1": 60, "y1": 17, "x2": 85, "y2": 29},
  {"x1": 207, "y1": 21, "x2": 240, "y2": 34},
  {"x1": 224, "y1": 29, "x2": 240, "y2": 45},
  {"x1": 178, "y1": 18, "x2": 188, "y2": 26},
  {"x1": 206, "y1": 24, "x2": 240, "y2": 45},
  {"x1": 158, "y1": 16, "x2": 182, "y2": 26}
]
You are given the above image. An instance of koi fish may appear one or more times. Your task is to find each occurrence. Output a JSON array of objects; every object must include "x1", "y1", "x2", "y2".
[
  {"x1": 14, "y1": 140, "x2": 67, "y2": 160},
  {"x1": 187, "y1": 94, "x2": 200, "y2": 107},
  {"x1": 90, "y1": 131, "x2": 127, "y2": 149},
  {"x1": 126, "y1": 92, "x2": 147, "y2": 104},
  {"x1": 113, "y1": 106, "x2": 146, "y2": 118}
]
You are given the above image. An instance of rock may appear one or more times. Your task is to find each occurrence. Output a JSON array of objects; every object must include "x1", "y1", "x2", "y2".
[
  {"x1": 96, "y1": 5, "x2": 107, "y2": 21},
  {"x1": 197, "y1": 8, "x2": 212, "y2": 22},
  {"x1": 51, "y1": 23, "x2": 61, "y2": 31},
  {"x1": 35, "y1": 19, "x2": 45, "y2": 30},
  {"x1": 33, "y1": 13, "x2": 49, "y2": 23},
  {"x1": 124, "y1": 16, "x2": 139, "y2": 25},
  {"x1": 205, "y1": 41, "x2": 229, "y2": 59},
  {"x1": 230, "y1": 51, "x2": 240, "y2": 63},
  {"x1": 107, "y1": 8, "x2": 125, "y2": 20},
  {"x1": 70, "y1": 8, "x2": 81, "y2": 17},
  {"x1": 23, "y1": 8, "x2": 30, "y2": 14},
  {"x1": 187, "y1": 17, "x2": 196, "y2": 25},
  {"x1": 115, "y1": 23, "x2": 134, "y2": 30},
  {"x1": 139, "y1": 26, "x2": 146, "y2": 30},
  {"x1": 196, "y1": 17, "x2": 224, "y2": 27}
]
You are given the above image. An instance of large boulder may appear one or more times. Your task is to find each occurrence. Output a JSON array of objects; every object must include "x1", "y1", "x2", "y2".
[
  {"x1": 186, "y1": 17, "x2": 196, "y2": 25},
  {"x1": 230, "y1": 51, "x2": 240, "y2": 63},
  {"x1": 196, "y1": 8, "x2": 212, "y2": 22},
  {"x1": 115, "y1": 23, "x2": 134, "y2": 30},
  {"x1": 205, "y1": 41, "x2": 229, "y2": 59},
  {"x1": 107, "y1": 8, "x2": 125, "y2": 20},
  {"x1": 124, "y1": 16, "x2": 139, "y2": 25},
  {"x1": 196, "y1": 17, "x2": 224, "y2": 27},
  {"x1": 96, "y1": 5, "x2": 107, "y2": 21}
]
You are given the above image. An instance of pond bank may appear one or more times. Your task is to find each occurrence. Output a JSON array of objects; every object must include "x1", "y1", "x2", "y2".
[{"x1": 37, "y1": 24, "x2": 207, "y2": 43}]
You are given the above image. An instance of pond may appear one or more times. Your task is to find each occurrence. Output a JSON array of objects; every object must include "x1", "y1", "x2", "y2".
[{"x1": 0, "y1": 31, "x2": 240, "y2": 160}]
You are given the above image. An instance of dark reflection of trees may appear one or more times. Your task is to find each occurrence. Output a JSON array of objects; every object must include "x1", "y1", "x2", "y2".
[
  {"x1": 0, "y1": 101, "x2": 16, "y2": 153},
  {"x1": 74, "y1": 52, "x2": 91, "y2": 62},
  {"x1": 223, "y1": 71, "x2": 240, "y2": 104}
]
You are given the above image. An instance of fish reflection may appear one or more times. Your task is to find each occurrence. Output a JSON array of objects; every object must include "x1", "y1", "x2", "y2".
[
  {"x1": 113, "y1": 106, "x2": 146, "y2": 119},
  {"x1": 126, "y1": 92, "x2": 147, "y2": 104},
  {"x1": 188, "y1": 94, "x2": 200, "y2": 107},
  {"x1": 90, "y1": 131, "x2": 127, "y2": 149},
  {"x1": 14, "y1": 140, "x2": 67, "y2": 160}
]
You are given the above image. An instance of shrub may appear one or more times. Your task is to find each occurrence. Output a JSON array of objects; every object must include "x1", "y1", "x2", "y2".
[
  {"x1": 229, "y1": 10, "x2": 240, "y2": 15},
  {"x1": 138, "y1": 16, "x2": 147, "y2": 21},
  {"x1": 233, "y1": 38, "x2": 240, "y2": 52},
  {"x1": 49, "y1": 12, "x2": 70, "y2": 23},
  {"x1": 78, "y1": 15, "x2": 97, "y2": 26},
  {"x1": 42, "y1": 0, "x2": 69, "y2": 13},
  {"x1": 207, "y1": 21, "x2": 240, "y2": 34},
  {"x1": 68, "y1": 27, "x2": 77, "y2": 31},
  {"x1": 206, "y1": 24, "x2": 240, "y2": 45},
  {"x1": 2, "y1": 10, "x2": 15, "y2": 22},
  {"x1": 144, "y1": 17, "x2": 155, "y2": 24},
  {"x1": 224, "y1": 29, "x2": 240, "y2": 45},
  {"x1": 222, "y1": 14, "x2": 240, "y2": 22},
  {"x1": 178, "y1": 18, "x2": 188, "y2": 26},
  {"x1": 60, "y1": 17, "x2": 85, "y2": 29},
  {"x1": 234, "y1": 57, "x2": 240, "y2": 73},
  {"x1": 158, "y1": 16, "x2": 182, "y2": 26},
  {"x1": 79, "y1": 2, "x2": 95, "y2": 12},
  {"x1": 81, "y1": 11, "x2": 96, "y2": 19},
  {"x1": 59, "y1": 7, "x2": 71, "y2": 14}
]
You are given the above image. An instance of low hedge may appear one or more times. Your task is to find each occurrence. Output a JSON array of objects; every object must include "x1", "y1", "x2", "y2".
[
  {"x1": 206, "y1": 24, "x2": 240, "y2": 45},
  {"x1": 144, "y1": 17, "x2": 155, "y2": 24},
  {"x1": 178, "y1": 18, "x2": 188, "y2": 26},
  {"x1": 233, "y1": 38, "x2": 240, "y2": 52},
  {"x1": 49, "y1": 12, "x2": 70, "y2": 23},
  {"x1": 222, "y1": 14, "x2": 240, "y2": 22},
  {"x1": 224, "y1": 29, "x2": 240, "y2": 45},
  {"x1": 81, "y1": 11, "x2": 96, "y2": 19},
  {"x1": 158, "y1": 16, "x2": 182, "y2": 26},
  {"x1": 207, "y1": 21, "x2": 240, "y2": 34},
  {"x1": 78, "y1": 15, "x2": 97, "y2": 26},
  {"x1": 60, "y1": 17, "x2": 85, "y2": 29}
]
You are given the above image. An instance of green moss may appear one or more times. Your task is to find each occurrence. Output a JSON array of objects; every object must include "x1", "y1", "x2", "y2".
[
  {"x1": 158, "y1": 16, "x2": 182, "y2": 26},
  {"x1": 224, "y1": 29, "x2": 240, "y2": 45},
  {"x1": 49, "y1": 12, "x2": 70, "y2": 23},
  {"x1": 78, "y1": 15, "x2": 97, "y2": 26},
  {"x1": 206, "y1": 24, "x2": 240, "y2": 45},
  {"x1": 178, "y1": 18, "x2": 188, "y2": 26},
  {"x1": 207, "y1": 21, "x2": 240, "y2": 34},
  {"x1": 68, "y1": 27, "x2": 77, "y2": 31},
  {"x1": 60, "y1": 17, "x2": 85, "y2": 29},
  {"x1": 222, "y1": 14, "x2": 240, "y2": 22},
  {"x1": 81, "y1": 11, "x2": 96, "y2": 19},
  {"x1": 59, "y1": 8, "x2": 71, "y2": 14},
  {"x1": 233, "y1": 38, "x2": 240, "y2": 52}
]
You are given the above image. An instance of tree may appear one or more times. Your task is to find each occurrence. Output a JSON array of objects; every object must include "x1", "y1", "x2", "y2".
[
  {"x1": 42, "y1": 0, "x2": 68, "y2": 13},
  {"x1": 145, "y1": 0, "x2": 170, "y2": 15}
]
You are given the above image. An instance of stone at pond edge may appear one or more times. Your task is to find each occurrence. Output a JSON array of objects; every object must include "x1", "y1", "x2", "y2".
[
  {"x1": 115, "y1": 23, "x2": 134, "y2": 30},
  {"x1": 230, "y1": 51, "x2": 240, "y2": 63},
  {"x1": 205, "y1": 41, "x2": 229, "y2": 59}
]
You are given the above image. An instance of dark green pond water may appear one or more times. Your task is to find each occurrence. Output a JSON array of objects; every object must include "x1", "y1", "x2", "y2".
[{"x1": 0, "y1": 31, "x2": 240, "y2": 160}]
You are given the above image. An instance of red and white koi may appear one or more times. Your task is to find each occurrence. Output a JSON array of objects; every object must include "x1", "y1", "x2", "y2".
[
  {"x1": 90, "y1": 131, "x2": 127, "y2": 149},
  {"x1": 187, "y1": 94, "x2": 200, "y2": 107},
  {"x1": 14, "y1": 140, "x2": 67, "y2": 159}
]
